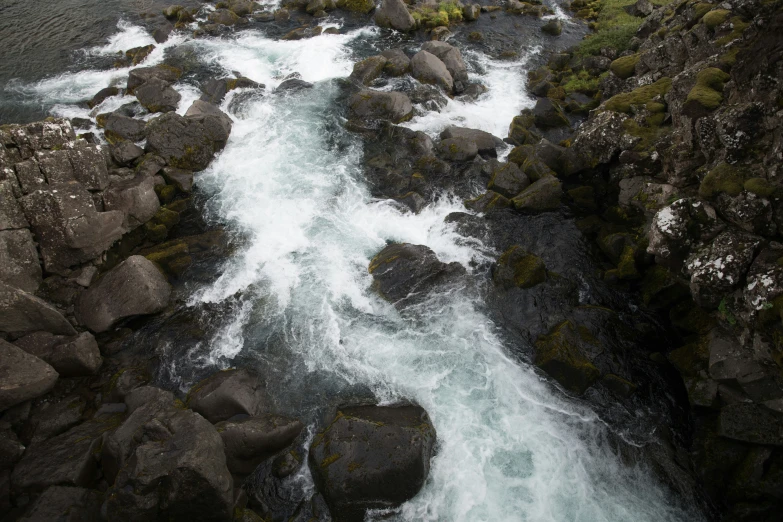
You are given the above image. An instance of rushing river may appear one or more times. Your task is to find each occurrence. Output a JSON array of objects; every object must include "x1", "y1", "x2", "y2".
[{"x1": 3, "y1": 4, "x2": 702, "y2": 521}]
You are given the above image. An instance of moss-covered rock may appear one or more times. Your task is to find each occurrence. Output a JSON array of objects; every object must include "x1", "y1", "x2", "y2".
[
  {"x1": 605, "y1": 77, "x2": 672, "y2": 113},
  {"x1": 511, "y1": 176, "x2": 562, "y2": 212},
  {"x1": 610, "y1": 53, "x2": 640, "y2": 79},
  {"x1": 493, "y1": 246, "x2": 547, "y2": 289},
  {"x1": 698, "y1": 162, "x2": 744, "y2": 199},
  {"x1": 703, "y1": 8, "x2": 730, "y2": 29},
  {"x1": 337, "y1": 0, "x2": 374, "y2": 13},
  {"x1": 685, "y1": 68, "x2": 731, "y2": 114},
  {"x1": 743, "y1": 177, "x2": 776, "y2": 198},
  {"x1": 534, "y1": 321, "x2": 601, "y2": 394},
  {"x1": 464, "y1": 191, "x2": 511, "y2": 213},
  {"x1": 144, "y1": 240, "x2": 192, "y2": 277}
]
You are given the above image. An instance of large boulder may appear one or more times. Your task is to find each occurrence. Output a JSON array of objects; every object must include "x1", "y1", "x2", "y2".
[
  {"x1": 374, "y1": 0, "x2": 416, "y2": 32},
  {"x1": 184, "y1": 100, "x2": 233, "y2": 148},
  {"x1": 134, "y1": 77, "x2": 182, "y2": 113},
  {"x1": 348, "y1": 90, "x2": 413, "y2": 125},
  {"x1": 309, "y1": 404, "x2": 436, "y2": 522},
  {"x1": 105, "y1": 407, "x2": 234, "y2": 521},
  {"x1": 0, "y1": 339, "x2": 58, "y2": 412},
  {"x1": 186, "y1": 369, "x2": 267, "y2": 423},
  {"x1": 532, "y1": 98, "x2": 569, "y2": 129},
  {"x1": 17, "y1": 486, "x2": 102, "y2": 522},
  {"x1": 0, "y1": 229, "x2": 42, "y2": 294},
  {"x1": 410, "y1": 51, "x2": 453, "y2": 92},
  {"x1": 510, "y1": 175, "x2": 562, "y2": 212},
  {"x1": 493, "y1": 246, "x2": 546, "y2": 289},
  {"x1": 421, "y1": 41, "x2": 469, "y2": 85},
  {"x1": 110, "y1": 140, "x2": 144, "y2": 166},
  {"x1": 102, "y1": 112, "x2": 147, "y2": 143},
  {"x1": 64, "y1": 143, "x2": 109, "y2": 191},
  {"x1": 145, "y1": 109, "x2": 231, "y2": 171},
  {"x1": 368, "y1": 243, "x2": 466, "y2": 303},
  {"x1": 437, "y1": 136, "x2": 478, "y2": 161},
  {"x1": 349, "y1": 56, "x2": 388, "y2": 86},
  {"x1": 216, "y1": 414, "x2": 303, "y2": 476},
  {"x1": 14, "y1": 331, "x2": 102, "y2": 378},
  {"x1": 0, "y1": 282, "x2": 76, "y2": 336},
  {"x1": 381, "y1": 49, "x2": 410, "y2": 76},
  {"x1": 127, "y1": 65, "x2": 183, "y2": 93},
  {"x1": 19, "y1": 181, "x2": 124, "y2": 274},
  {"x1": 487, "y1": 162, "x2": 529, "y2": 198},
  {"x1": 74, "y1": 255, "x2": 171, "y2": 333},
  {"x1": 440, "y1": 126, "x2": 502, "y2": 157},
  {"x1": 103, "y1": 175, "x2": 161, "y2": 231}
]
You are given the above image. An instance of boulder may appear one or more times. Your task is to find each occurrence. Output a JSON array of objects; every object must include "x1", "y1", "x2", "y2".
[
  {"x1": 374, "y1": 0, "x2": 415, "y2": 31},
  {"x1": 511, "y1": 176, "x2": 562, "y2": 212},
  {"x1": 184, "y1": 100, "x2": 233, "y2": 148},
  {"x1": 541, "y1": 19, "x2": 562, "y2": 36},
  {"x1": 410, "y1": 51, "x2": 453, "y2": 92},
  {"x1": 146, "y1": 110, "x2": 231, "y2": 171},
  {"x1": 24, "y1": 394, "x2": 87, "y2": 444},
  {"x1": 0, "y1": 282, "x2": 76, "y2": 336},
  {"x1": 421, "y1": 41, "x2": 469, "y2": 85},
  {"x1": 216, "y1": 414, "x2": 304, "y2": 476},
  {"x1": 368, "y1": 243, "x2": 466, "y2": 302},
  {"x1": 134, "y1": 77, "x2": 181, "y2": 113},
  {"x1": 208, "y1": 8, "x2": 241, "y2": 26},
  {"x1": 348, "y1": 90, "x2": 413, "y2": 125},
  {"x1": 74, "y1": 255, "x2": 171, "y2": 333},
  {"x1": 571, "y1": 110, "x2": 635, "y2": 165},
  {"x1": 462, "y1": 4, "x2": 480, "y2": 21},
  {"x1": 127, "y1": 65, "x2": 182, "y2": 93},
  {"x1": 718, "y1": 403, "x2": 783, "y2": 446},
  {"x1": 105, "y1": 407, "x2": 233, "y2": 521},
  {"x1": 0, "y1": 339, "x2": 58, "y2": 412},
  {"x1": 532, "y1": 98, "x2": 569, "y2": 129},
  {"x1": 230, "y1": 0, "x2": 255, "y2": 16},
  {"x1": 17, "y1": 486, "x2": 102, "y2": 522},
  {"x1": 440, "y1": 126, "x2": 502, "y2": 157},
  {"x1": 123, "y1": 385, "x2": 176, "y2": 413},
  {"x1": 275, "y1": 78, "x2": 314, "y2": 92},
  {"x1": 161, "y1": 166, "x2": 194, "y2": 193},
  {"x1": 102, "y1": 113, "x2": 147, "y2": 143},
  {"x1": 487, "y1": 162, "x2": 529, "y2": 198},
  {"x1": 187, "y1": 369, "x2": 267, "y2": 423},
  {"x1": 19, "y1": 181, "x2": 125, "y2": 274},
  {"x1": 0, "y1": 229, "x2": 42, "y2": 294},
  {"x1": 381, "y1": 49, "x2": 411, "y2": 76},
  {"x1": 493, "y1": 246, "x2": 546, "y2": 289},
  {"x1": 15, "y1": 331, "x2": 102, "y2": 378},
  {"x1": 534, "y1": 321, "x2": 601, "y2": 394},
  {"x1": 103, "y1": 175, "x2": 161, "y2": 231},
  {"x1": 349, "y1": 56, "x2": 388, "y2": 86},
  {"x1": 13, "y1": 159, "x2": 46, "y2": 194},
  {"x1": 309, "y1": 405, "x2": 436, "y2": 522},
  {"x1": 627, "y1": 0, "x2": 653, "y2": 17},
  {"x1": 0, "y1": 181, "x2": 28, "y2": 230},
  {"x1": 337, "y1": 0, "x2": 374, "y2": 13},
  {"x1": 110, "y1": 140, "x2": 144, "y2": 166},
  {"x1": 647, "y1": 198, "x2": 724, "y2": 269},
  {"x1": 88, "y1": 86, "x2": 120, "y2": 109},
  {"x1": 437, "y1": 136, "x2": 478, "y2": 162},
  {"x1": 464, "y1": 190, "x2": 511, "y2": 213}
]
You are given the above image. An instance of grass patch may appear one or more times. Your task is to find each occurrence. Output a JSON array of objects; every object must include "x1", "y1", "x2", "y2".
[{"x1": 574, "y1": 0, "x2": 673, "y2": 56}]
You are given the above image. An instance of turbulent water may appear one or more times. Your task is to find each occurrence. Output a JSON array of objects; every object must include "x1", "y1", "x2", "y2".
[{"x1": 5, "y1": 6, "x2": 702, "y2": 521}]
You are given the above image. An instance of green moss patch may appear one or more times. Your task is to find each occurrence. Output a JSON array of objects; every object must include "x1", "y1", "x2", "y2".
[
  {"x1": 685, "y1": 68, "x2": 731, "y2": 112},
  {"x1": 702, "y1": 8, "x2": 730, "y2": 29},
  {"x1": 605, "y1": 77, "x2": 672, "y2": 113},
  {"x1": 610, "y1": 53, "x2": 640, "y2": 79},
  {"x1": 744, "y1": 178, "x2": 776, "y2": 198},
  {"x1": 494, "y1": 246, "x2": 547, "y2": 289},
  {"x1": 699, "y1": 162, "x2": 744, "y2": 199}
]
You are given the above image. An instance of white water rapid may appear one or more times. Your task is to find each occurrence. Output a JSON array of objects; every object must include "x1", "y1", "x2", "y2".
[{"x1": 15, "y1": 16, "x2": 700, "y2": 522}]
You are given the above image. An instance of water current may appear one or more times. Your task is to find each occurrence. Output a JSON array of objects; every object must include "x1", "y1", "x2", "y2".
[{"x1": 3, "y1": 5, "x2": 702, "y2": 521}]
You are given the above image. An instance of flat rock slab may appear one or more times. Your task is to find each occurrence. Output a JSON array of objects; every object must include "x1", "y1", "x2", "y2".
[
  {"x1": 0, "y1": 339, "x2": 58, "y2": 412},
  {"x1": 75, "y1": 255, "x2": 171, "y2": 333}
]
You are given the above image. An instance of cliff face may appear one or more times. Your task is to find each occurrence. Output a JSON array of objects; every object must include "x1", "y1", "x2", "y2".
[{"x1": 512, "y1": 0, "x2": 783, "y2": 518}]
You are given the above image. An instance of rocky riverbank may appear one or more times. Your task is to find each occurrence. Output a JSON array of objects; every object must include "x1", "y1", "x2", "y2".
[{"x1": 2, "y1": 0, "x2": 781, "y2": 520}]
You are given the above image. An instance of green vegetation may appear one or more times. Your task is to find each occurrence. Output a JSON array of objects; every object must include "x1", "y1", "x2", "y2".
[
  {"x1": 744, "y1": 177, "x2": 776, "y2": 198},
  {"x1": 703, "y1": 8, "x2": 730, "y2": 29},
  {"x1": 610, "y1": 53, "x2": 640, "y2": 79},
  {"x1": 686, "y1": 67, "x2": 730, "y2": 111},
  {"x1": 572, "y1": 0, "x2": 672, "y2": 56},
  {"x1": 412, "y1": 1, "x2": 463, "y2": 27},
  {"x1": 561, "y1": 70, "x2": 602, "y2": 94},
  {"x1": 698, "y1": 162, "x2": 744, "y2": 199},
  {"x1": 715, "y1": 16, "x2": 749, "y2": 45},
  {"x1": 605, "y1": 77, "x2": 672, "y2": 113}
]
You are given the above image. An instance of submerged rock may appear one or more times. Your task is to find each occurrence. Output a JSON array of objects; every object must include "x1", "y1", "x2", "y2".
[
  {"x1": 534, "y1": 321, "x2": 601, "y2": 395},
  {"x1": 368, "y1": 243, "x2": 466, "y2": 303},
  {"x1": 308, "y1": 404, "x2": 436, "y2": 522}
]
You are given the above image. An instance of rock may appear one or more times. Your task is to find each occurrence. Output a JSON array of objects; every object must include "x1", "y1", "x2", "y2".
[
  {"x1": 381, "y1": 49, "x2": 410, "y2": 76},
  {"x1": 10, "y1": 413, "x2": 116, "y2": 491},
  {"x1": 152, "y1": 22, "x2": 174, "y2": 44},
  {"x1": 102, "y1": 112, "x2": 147, "y2": 143},
  {"x1": 209, "y1": 8, "x2": 241, "y2": 26},
  {"x1": 134, "y1": 77, "x2": 181, "y2": 113},
  {"x1": 65, "y1": 143, "x2": 109, "y2": 191},
  {"x1": 110, "y1": 140, "x2": 144, "y2": 167},
  {"x1": 374, "y1": 0, "x2": 415, "y2": 31},
  {"x1": 276, "y1": 78, "x2": 314, "y2": 92},
  {"x1": 532, "y1": 98, "x2": 569, "y2": 129},
  {"x1": 647, "y1": 198, "x2": 724, "y2": 269},
  {"x1": 17, "y1": 486, "x2": 102, "y2": 522},
  {"x1": 571, "y1": 110, "x2": 636, "y2": 166},
  {"x1": 127, "y1": 65, "x2": 182, "y2": 94},
  {"x1": 87, "y1": 86, "x2": 120, "y2": 109},
  {"x1": 349, "y1": 56, "x2": 388, "y2": 86},
  {"x1": 282, "y1": 26, "x2": 323, "y2": 40},
  {"x1": 309, "y1": 404, "x2": 436, "y2": 522},
  {"x1": 0, "y1": 430, "x2": 24, "y2": 470},
  {"x1": 0, "y1": 339, "x2": 58, "y2": 412},
  {"x1": 462, "y1": 4, "x2": 480, "y2": 21},
  {"x1": 487, "y1": 162, "x2": 529, "y2": 198},
  {"x1": 183, "y1": 100, "x2": 233, "y2": 148},
  {"x1": 75, "y1": 255, "x2": 171, "y2": 333},
  {"x1": 511, "y1": 176, "x2": 562, "y2": 212},
  {"x1": 13, "y1": 159, "x2": 46, "y2": 194},
  {"x1": 163, "y1": 5, "x2": 184, "y2": 19},
  {"x1": 0, "y1": 229, "x2": 41, "y2": 294},
  {"x1": 534, "y1": 321, "x2": 601, "y2": 394},
  {"x1": 103, "y1": 174, "x2": 161, "y2": 231},
  {"x1": 145, "y1": 111, "x2": 228, "y2": 171},
  {"x1": 437, "y1": 137, "x2": 478, "y2": 162},
  {"x1": 440, "y1": 126, "x2": 502, "y2": 157},
  {"x1": 493, "y1": 246, "x2": 546, "y2": 289},
  {"x1": 718, "y1": 403, "x2": 783, "y2": 446},
  {"x1": 685, "y1": 230, "x2": 761, "y2": 308},
  {"x1": 161, "y1": 166, "x2": 194, "y2": 192},
  {"x1": 187, "y1": 369, "x2": 267, "y2": 423},
  {"x1": 15, "y1": 331, "x2": 101, "y2": 378},
  {"x1": 368, "y1": 243, "x2": 466, "y2": 303},
  {"x1": 105, "y1": 407, "x2": 233, "y2": 521},
  {"x1": 337, "y1": 0, "x2": 374, "y2": 13},
  {"x1": 24, "y1": 394, "x2": 87, "y2": 444},
  {"x1": 230, "y1": 0, "x2": 255, "y2": 17},
  {"x1": 464, "y1": 191, "x2": 511, "y2": 213},
  {"x1": 35, "y1": 150, "x2": 74, "y2": 186},
  {"x1": 541, "y1": 18, "x2": 562, "y2": 36},
  {"x1": 216, "y1": 414, "x2": 303, "y2": 476},
  {"x1": 627, "y1": 0, "x2": 653, "y2": 17},
  {"x1": 421, "y1": 41, "x2": 469, "y2": 85},
  {"x1": 0, "y1": 181, "x2": 28, "y2": 230},
  {"x1": 410, "y1": 51, "x2": 453, "y2": 92},
  {"x1": 0, "y1": 282, "x2": 76, "y2": 336},
  {"x1": 274, "y1": 8, "x2": 290, "y2": 21},
  {"x1": 348, "y1": 90, "x2": 413, "y2": 125}
]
